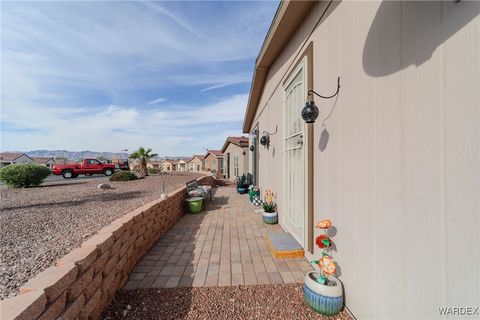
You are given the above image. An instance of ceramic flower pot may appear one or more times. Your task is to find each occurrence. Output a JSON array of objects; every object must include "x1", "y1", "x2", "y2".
[
  {"x1": 262, "y1": 211, "x2": 278, "y2": 224},
  {"x1": 237, "y1": 187, "x2": 248, "y2": 194},
  {"x1": 303, "y1": 271, "x2": 344, "y2": 316}
]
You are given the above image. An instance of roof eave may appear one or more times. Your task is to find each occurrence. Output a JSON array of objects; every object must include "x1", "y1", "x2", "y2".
[{"x1": 242, "y1": 0, "x2": 316, "y2": 133}]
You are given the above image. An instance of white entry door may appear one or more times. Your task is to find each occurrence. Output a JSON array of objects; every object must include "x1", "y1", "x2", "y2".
[{"x1": 283, "y1": 59, "x2": 307, "y2": 247}]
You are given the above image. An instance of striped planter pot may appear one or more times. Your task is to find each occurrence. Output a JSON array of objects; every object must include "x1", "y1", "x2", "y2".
[
  {"x1": 262, "y1": 211, "x2": 278, "y2": 224},
  {"x1": 303, "y1": 271, "x2": 344, "y2": 316}
]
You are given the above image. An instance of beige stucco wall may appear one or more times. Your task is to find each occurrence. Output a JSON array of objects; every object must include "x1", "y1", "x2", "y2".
[
  {"x1": 187, "y1": 158, "x2": 203, "y2": 172},
  {"x1": 161, "y1": 161, "x2": 174, "y2": 172},
  {"x1": 249, "y1": 1, "x2": 479, "y2": 318},
  {"x1": 204, "y1": 153, "x2": 223, "y2": 178},
  {"x1": 223, "y1": 143, "x2": 248, "y2": 181}
]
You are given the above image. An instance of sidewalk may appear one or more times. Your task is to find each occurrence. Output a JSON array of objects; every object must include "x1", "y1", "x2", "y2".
[{"x1": 123, "y1": 186, "x2": 313, "y2": 289}]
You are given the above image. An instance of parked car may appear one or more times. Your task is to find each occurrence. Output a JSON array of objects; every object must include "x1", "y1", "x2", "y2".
[{"x1": 51, "y1": 158, "x2": 118, "y2": 179}]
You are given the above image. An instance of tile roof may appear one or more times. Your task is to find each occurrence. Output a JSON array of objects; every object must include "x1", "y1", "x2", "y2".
[
  {"x1": 205, "y1": 150, "x2": 223, "y2": 158},
  {"x1": 30, "y1": 157, "x2": 54, "y2": 164},
  {"x1": 0, "y1": 152, "x2": 28, "y2": 162},
  {"x1": 221, "y1": 136, "x2": 249, "y2": 152}
]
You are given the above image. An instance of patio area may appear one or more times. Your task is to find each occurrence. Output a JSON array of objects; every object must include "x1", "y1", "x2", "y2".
[{"x1": 123, "y1": 185, "x2": 313, "y2": 289}]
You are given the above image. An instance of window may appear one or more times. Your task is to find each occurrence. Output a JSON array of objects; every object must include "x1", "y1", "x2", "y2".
[
  {"x1": 220, "y1": 159, "x2": 224, "y2": 174},
  {"x1": 234, "y1": 155, "x2": 239, "y2": 177}
]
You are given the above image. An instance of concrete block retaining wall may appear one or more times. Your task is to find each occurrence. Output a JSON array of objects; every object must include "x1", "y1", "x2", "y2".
[{"x1": 0, "y1": 175, "x2": 216, "y2": 320}]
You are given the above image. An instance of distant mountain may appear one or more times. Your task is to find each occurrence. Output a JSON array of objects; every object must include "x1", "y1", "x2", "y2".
[{"x1": 24, "y1": 150, "x2": 129, "y2": 161}]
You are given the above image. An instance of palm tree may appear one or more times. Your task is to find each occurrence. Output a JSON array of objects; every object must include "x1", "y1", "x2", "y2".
[{"x1": 129, "y1": 147, "x2": 158, "y2": 176}]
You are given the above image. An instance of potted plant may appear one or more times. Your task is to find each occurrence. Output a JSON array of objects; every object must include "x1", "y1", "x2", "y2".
[
  {"x1": 303, "y1": 219, "x2": 344, "y2": 316},
  {"x1": 236, "y1": 174, "x2": 248, "y2": 194},
  {"x1": 262, "y1": 189, "x2": 278, "y2": 224},
  {"x1": 248, "y1": 185, "x2": 260, "y2": 203}
]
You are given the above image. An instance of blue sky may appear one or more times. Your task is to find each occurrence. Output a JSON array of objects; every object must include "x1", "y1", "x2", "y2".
[{"x1": 0, "y1": 1, "x2": 278, "y2": 156}]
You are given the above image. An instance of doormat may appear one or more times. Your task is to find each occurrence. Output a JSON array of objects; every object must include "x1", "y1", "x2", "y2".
[{"x1": 266, "y1": 232, "x2": 304, "y2": 259}]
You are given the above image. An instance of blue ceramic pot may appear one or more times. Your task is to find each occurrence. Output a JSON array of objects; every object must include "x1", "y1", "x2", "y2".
[
  {"x1": 262, "y1": 211, "x2": 278, "y2": 224},
  {"x1": 237, "y1": 187, "x2": 248, "y2": 194},
  {"x1": 303, "y1": 271, "x2": 343, "y2": 316}
]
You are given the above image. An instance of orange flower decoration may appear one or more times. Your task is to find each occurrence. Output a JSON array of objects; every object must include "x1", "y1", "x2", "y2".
[
  {"x1": 315, "y1": 234, "x2": 331, "y2": 249},
  {"x1": 316, "y1": 219, "x2": 332, "y2": 229},
  {"x1": 318, "y1": 256, "x2": 336, "y2": 276}
]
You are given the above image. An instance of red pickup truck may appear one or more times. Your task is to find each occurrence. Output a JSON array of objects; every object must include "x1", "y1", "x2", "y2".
[{"x1": 52, "y1": 159, "x2": 118, "y2": 179}]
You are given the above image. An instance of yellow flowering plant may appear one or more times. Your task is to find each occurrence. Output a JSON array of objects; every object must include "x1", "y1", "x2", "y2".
[{"x1": 262, "y1": 189, "x2": 277, "y2": 213}]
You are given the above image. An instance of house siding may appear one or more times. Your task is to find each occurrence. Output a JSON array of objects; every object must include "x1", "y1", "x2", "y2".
[{"x1": 248, "y1": 1, "x2": 479, "y2": 319}]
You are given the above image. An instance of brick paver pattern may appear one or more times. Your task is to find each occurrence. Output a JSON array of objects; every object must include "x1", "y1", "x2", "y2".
[{"x1": 124, "y1": 186, "x2": 314, "y2": 289}]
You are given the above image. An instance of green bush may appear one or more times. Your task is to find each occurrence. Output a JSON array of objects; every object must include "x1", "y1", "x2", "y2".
[
  {"x1": 147, "y1": 167, "x2": 160, "y2": 175},
  {"x1": 109, "y1": 171, "x2": 139, "y2": 182},
  {"x1": 0, "y1": 163, "x2": 51, "y2": 188}
]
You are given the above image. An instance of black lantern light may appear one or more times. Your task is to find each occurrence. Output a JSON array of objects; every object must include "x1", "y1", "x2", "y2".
[
  {"x1": 249, "y1": 145, "x2": 255, "y2": 152},
  {"x1": 302, "y1": 76, "x2": 341, "y2": 124},
  {"x1": 260, "y1": 134, "x2": 269, "y2": 147},
  {"x1": 301, "y1": 101, "x2": 319, "y2": 124}
]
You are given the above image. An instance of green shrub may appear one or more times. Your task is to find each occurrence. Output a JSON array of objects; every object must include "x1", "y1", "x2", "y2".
[
  {"x1": 0, "y1": 163, "x2": 51, "y2": 188},
  {"x1": 147, "y1": 167, "x2": 160, "y2": 175},
  {"x1": 109, "y1": 171, "x2": 139, "y2": 182}
]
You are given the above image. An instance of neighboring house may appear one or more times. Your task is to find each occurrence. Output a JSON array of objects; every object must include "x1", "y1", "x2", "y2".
[
  {"x1": 31, "y1": 157, "x2": 56, "y2": 168},
  {"x1": 204, "y1": 150, "x2": 224, "y2": 179},
  {"x1": 176, "y1": 159, "x2": 187, "y2": 172},
  {"x1": 187, "y1": 155, "x2": 205, "y2": 172},
  {"x1": 0, "y1": 153, "x2": 34, "y2": 168},
  {"x1": 161, "y1": 159, "x2": 176, "y2": 172},
  {"x1": 146, "y1": 160, "x2": 163, "y2": 169},
  {"x1": 221, "y1": 136, "x2": 249, "y2": 181},
  {"x1": 242, "y1": 1, "x2": 479, "y2": 319}
]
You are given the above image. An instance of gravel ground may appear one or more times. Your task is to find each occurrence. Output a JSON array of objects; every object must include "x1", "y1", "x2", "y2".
[
  {"x1": 0, "y1": 172, "x2": 202, "y2": 300},
  {"x1": 102, "y1": 284, "x2": 352, "y2": 320}
]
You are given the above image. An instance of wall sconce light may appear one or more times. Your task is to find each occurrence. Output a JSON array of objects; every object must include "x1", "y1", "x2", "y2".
[
  {"x1": 249, "y1": 145, "x2": 255, "y2": 152},
  {"x1": 260, "y1": 134, "x2": 270, "y2": 147},
  {"x1": 242, "y1": 150, "x2": 246, "y2": 155},
  {"x1": 302, "y1": 76, "x2": 341, "y2": 124},
  {"x1": 259, "y1": 125, "x2": 278, "y2": 149}
]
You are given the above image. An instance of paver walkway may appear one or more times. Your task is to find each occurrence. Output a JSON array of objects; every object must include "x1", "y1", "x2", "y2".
[{"x1": 124, "y1": 186, "x2": 313, "y2": 289}]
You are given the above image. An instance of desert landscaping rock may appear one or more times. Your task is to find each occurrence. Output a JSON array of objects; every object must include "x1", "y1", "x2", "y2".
[
  {"x1": 0, "y1": 172, "x2": 202, "y2": 299},
  {"x1": 101, "y1": 284, "x2": 352, "y2": 320}
]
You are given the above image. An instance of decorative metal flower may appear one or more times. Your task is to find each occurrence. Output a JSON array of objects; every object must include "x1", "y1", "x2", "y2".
[
  {"x1": 315, "y1": 234, "x2": 331, "y2": 249},
  {"x1": 316, "y1": 219, "x2": 332, "y2": 229},
  {"x1": 318, "y1": 256, "x2": 336, "y2": 276}
]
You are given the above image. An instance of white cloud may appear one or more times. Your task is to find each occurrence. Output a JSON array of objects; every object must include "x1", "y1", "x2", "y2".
[
  {"x1": 1, "y1": 94, "x2": 248, "y2": 155},
  {"x1": 0, "y1": 1, "x2": 278, "y2": 155},
  {"x1": 147, "y1": 97, "x2": 168, "y2": 105}
]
